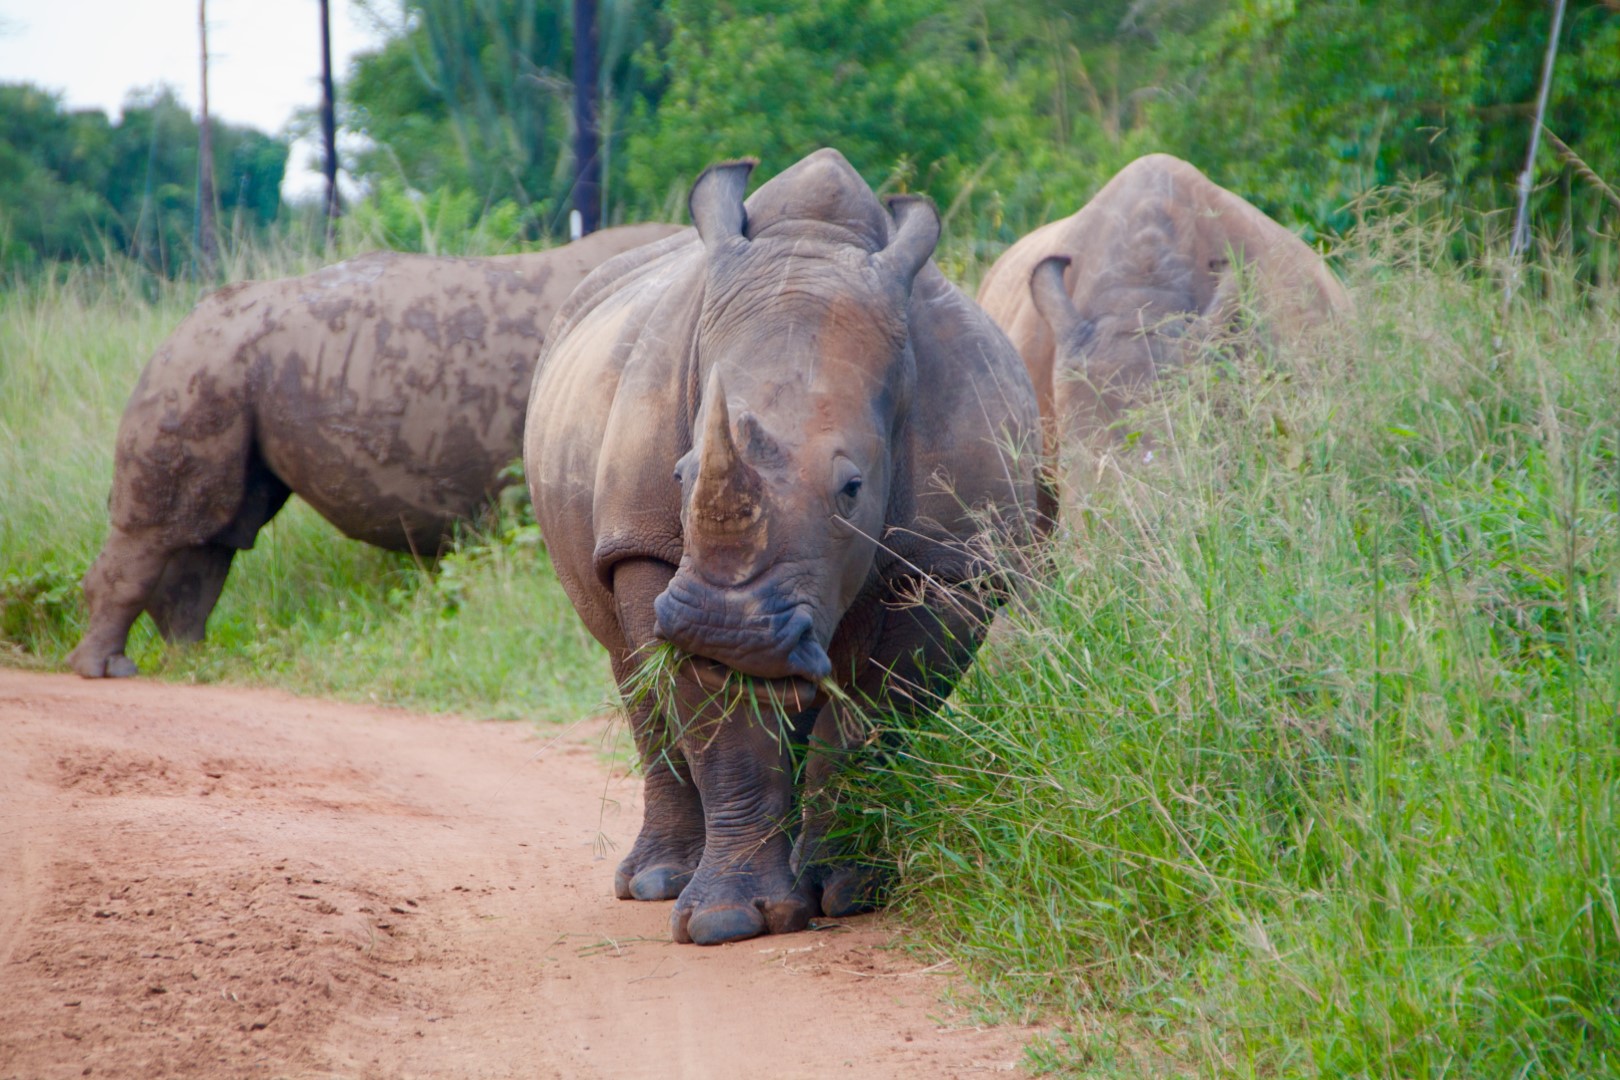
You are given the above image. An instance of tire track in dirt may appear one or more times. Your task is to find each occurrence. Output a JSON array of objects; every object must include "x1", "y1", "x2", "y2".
[{"x1": 0, "y1": 670, "x2": 1034, "y2": 1079}]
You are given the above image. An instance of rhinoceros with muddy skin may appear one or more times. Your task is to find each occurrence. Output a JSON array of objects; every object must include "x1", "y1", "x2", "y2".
[
  {"x1": 68, "y1": 223, "x2": 681, "y2": 679},
  {"x1": 525, "y1": 149, "x2": 1043, "y2": 945},
  {"x1": 977, "y1": 154, "x2": 1350, "y2": 499}
]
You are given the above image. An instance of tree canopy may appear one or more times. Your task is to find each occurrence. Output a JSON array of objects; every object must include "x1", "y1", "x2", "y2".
[
  {"x1": 335, "y1": 0, "x2": 1618, "y2": 253},
  {"x1": 3, "y1": 1, "x2": 1616, "y2": 267},
  {"x1": 0, "y1": 84, "x2": 287, "y2": 274}
]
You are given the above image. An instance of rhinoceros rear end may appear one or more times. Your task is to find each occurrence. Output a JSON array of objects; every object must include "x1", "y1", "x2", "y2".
[{"x1": 978, "y1": 153, "x2": 1349, "y2": 503}]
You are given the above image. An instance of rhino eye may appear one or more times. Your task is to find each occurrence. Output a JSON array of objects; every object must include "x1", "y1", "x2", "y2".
[{"x1": 841, "y1": 477, "x2": 863, "y2": 500}]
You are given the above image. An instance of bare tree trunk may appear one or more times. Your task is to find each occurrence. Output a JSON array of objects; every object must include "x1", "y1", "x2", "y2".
[
  {"x1": 197, "y1": 0, "x2": 218, "y2": 276},
  {"x1": 572, "y1": 0, "x2": 600, "y2": 235},
  {"x1": 319, "y1": 0, "x2": 341, "y2": 247}
]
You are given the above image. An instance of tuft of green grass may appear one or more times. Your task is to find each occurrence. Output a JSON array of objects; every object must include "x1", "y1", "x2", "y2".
[{"x1": 835, "y1": 211, "x2": 1620, "y2": 1077}]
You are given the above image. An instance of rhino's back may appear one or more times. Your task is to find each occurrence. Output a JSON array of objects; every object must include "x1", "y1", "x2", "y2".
[{"x1": 115, "y1": 229, "x2": 680, "y2": 552}]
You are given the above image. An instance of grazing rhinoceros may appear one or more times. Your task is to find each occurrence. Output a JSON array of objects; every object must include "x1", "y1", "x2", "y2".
[
  {"x1": 977, "y1": 154, "x2": 1350, "y2": 498},
  {"x1": 525, "y1": 149, "x2": 1043, "y2": 945},
  {"x1": 68, "y1": 223, "x2": 682, "y2": 679}
]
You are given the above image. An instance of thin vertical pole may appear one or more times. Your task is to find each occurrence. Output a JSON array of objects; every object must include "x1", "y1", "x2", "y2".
[
  {"x1": 319, "y1": 0, "x2": 342, "y2": 247},
  {"x1": 197, "y1": 0, "x2": 218, "y2": 276},
  {"x1": 572, "y1": 0, "x2": 600, "y2": 235}
]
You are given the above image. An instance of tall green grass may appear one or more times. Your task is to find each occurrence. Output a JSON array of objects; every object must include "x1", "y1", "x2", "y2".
[
  {"x1": 841, "y1": 214, "x2": 1620, "y2": 1076},
  {"x1": 0, "y1": 254, "x2": 614, "y2": 724}
]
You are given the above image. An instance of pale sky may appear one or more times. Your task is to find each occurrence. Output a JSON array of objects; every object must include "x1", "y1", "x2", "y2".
[{"x1": 0, "y1": 0, "x2": 391, "y2": 199}]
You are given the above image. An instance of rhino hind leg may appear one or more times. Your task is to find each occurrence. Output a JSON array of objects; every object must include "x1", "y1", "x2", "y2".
[
  {"x1": 68, "y1": 440, "x2": 291, "y2": 678},
  {"x1": 67, "y1": 534, "x2": 174, "y2": 678},
  {"x1": 146, "y1": 544, "x2": 238, "y2": 644},
  {"x1": 146, "y1": 452, "x2": 290, "y2": 645}
]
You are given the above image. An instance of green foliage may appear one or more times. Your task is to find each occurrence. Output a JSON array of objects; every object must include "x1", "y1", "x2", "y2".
[
  {"x1": 621, "y1": 0, "x2": 1012, "y2": 221},
  {"x1": 346, "y1": 0, "x2": 665, "y2": 236},
  {"x1": 0, "y1": 83, "x2": 288, "y2": 276},
  {"x1": 337, "y1": 0, "x2": 1618, "y2": 266},
  {"x1": 343, "y1": 174, "x2": 528, "y2": 253},
  {"x1": 1144, "y1": 0, "x2": 1620, "y2": 244},
  {"x1": 834, "y1": 211, "x2": 1620, "y2": 1075}
]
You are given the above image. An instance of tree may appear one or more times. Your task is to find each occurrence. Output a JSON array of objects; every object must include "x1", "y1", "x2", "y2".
[
  {"x1": 320, "y1": 0, "x2": 342, "y2": 243},
  {"x1": 622, "y1": 0, "x2": 1016, "y2": 223},
  {"x1": 198, "y1": 0, "x2": 219, "y2": 274},
  {"x1": 0, "y1": 83, "x2": 287, "y2": 274},
  {"x1": 345, "y1": 0, "x2": 665, "y2": 236}
]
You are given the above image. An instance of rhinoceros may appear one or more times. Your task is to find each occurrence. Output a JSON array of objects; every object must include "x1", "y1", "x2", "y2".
[
  {"x1": 68, "y1": 223, "x2": 681, "y2": 679},
  {"x1": 977, "y1": 154, "x2": 1350, "y2": 498},
  {"x1": 525, "y1": 149, "x2": 1043, "y2": 945}
]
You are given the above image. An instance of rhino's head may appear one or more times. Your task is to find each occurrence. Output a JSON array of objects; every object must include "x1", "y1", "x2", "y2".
[
  {"x1": 652, "y1": 156, "x2": 939, "y2": 693},
  {"x1": 1031, "y1": 253, "x2": 1191, "y2": 444}
]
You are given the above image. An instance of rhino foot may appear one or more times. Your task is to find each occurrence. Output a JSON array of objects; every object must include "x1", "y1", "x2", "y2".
[
  {"x1": 67, "y1": 646, "x2": 139, "y2": 679},
  {"x1": 817, "y1": 862, "x2": 890, "y2": 918},
  {"x1": 673, "y1": 893, "x2": 813, "y2": 946},
  {"x1": 613, "y1": 827, "x2": 704, "y2": 901},
  {"x1": 615, "y1": 862, "x2": 694, "y2": 902},
  {"x1": 670, "y1": 860, "x2": 815, "y2": 946}
]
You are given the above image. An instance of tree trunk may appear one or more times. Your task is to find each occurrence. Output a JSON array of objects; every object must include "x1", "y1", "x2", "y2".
[
  {"x1": 572, "y1": 0, "x2": 600, "y2": 235},
  {"x1": 319, "y1": 0, "x2": 341, "y2": 246},
  {"x1": 197, "y1": 0, "x2": 218, "y2": 276}
]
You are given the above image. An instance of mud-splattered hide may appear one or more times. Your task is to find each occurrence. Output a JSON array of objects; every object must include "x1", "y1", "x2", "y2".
[
  {"x1": 525, "y1": 148, "x2": 1042, "y2": 945},
  {"x1": 67, "y1": 223, "x2": 682, "y2": 678},
  {"x1": 977, "y1": 153, "x2": 1351, "y2": 474}
]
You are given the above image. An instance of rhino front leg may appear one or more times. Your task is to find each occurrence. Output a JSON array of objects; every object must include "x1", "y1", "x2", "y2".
[
  {"x1": 795, "y1": 585, "x2": 992, "y2": 917},
  {"x1": 609, "y1": 559, "x2": 705, "y2": 902},
  {"x1": 67, "y1": 529, "x2": 173, "y2": 678},
  {"x1": 670, "y1": 696, "x2": 816, "y2": 946}
]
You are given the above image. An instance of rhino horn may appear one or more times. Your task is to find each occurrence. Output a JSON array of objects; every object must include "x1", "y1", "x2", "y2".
[
  {"x1": 690, "y1": 159, "x2": 758, "y2": 249},
  {"x1": 691, "y1": 368, "x2": 765, "y2": 533}
]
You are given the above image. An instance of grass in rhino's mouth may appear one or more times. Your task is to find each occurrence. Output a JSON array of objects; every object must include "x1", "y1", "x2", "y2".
[{"x1": 622, "y1": 642, "x2": 838, "y2": 753}]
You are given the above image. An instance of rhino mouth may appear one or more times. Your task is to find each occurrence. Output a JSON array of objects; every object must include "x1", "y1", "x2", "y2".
[
  {"x1": 683, "y1": 656, "x2": 824, "y2": 714},
  {"x1": 653, "y1": 571, "x2": 833, "y2": 684}
]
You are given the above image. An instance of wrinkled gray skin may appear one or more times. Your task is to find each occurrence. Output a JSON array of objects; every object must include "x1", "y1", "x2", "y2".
[
  {"x1": 68, "y1": 223, "x2": 681, "y2": 679},
  {"x1": 977, "y1": 154, "x2": 1350, "y2": 507},
  {"x1": 526, "y1": 149, "x2": 1042, "y2": 946}
]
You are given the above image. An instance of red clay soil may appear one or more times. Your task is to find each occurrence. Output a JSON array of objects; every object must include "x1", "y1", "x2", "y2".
[{"x1": 0, "y1": 669, "x2": 1035, "y2": 1079}]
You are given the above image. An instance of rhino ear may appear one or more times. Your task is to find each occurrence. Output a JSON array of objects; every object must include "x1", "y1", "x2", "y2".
[
  {"x1": 1030, "y1": 255, "x2": 1085, "y2": 342},
  {"x1": 874, "y1": 195, "x2": 941, "y2": 292},
  {"x1": 689, "y1": 159, "x2": 758, "y2": 249}
]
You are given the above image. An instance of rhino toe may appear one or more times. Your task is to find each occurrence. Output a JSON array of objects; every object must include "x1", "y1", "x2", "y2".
[
  {"x1": 677, "y1": 903, "x2": 768, "y2": 946},
  {"x1": 619, "y1": 863, "x2": 694, "y2": 902}
]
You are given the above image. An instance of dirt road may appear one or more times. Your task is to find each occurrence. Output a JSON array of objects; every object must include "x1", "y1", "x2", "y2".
[{"x1": 0, "y1": 669, "x2": 1032, "y2": 1079}]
